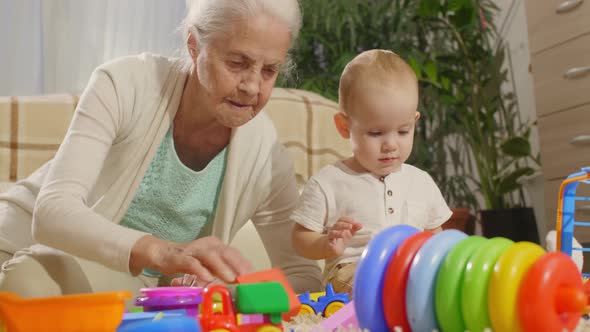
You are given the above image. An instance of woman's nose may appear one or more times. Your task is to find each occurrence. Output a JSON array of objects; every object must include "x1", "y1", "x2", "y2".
[{"x1": 238, "y1": 71, "x2": 260, "y2": 96}]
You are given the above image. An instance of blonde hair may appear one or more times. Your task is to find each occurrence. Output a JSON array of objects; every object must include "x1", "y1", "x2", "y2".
[
  {"x1": 338, "y1": 49, "x2": 418, "y2": 114},
  {"x1": 180, "y1": 0, "x2": 302, "y2": 75}
]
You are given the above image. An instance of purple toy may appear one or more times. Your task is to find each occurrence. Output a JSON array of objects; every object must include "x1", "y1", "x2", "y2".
[
  {"x1": 312, "y1": 300, "x2": 358, "y2": 332},
  {"x1": 135, "y1": 287, "x2": 203, "y2": 317}
]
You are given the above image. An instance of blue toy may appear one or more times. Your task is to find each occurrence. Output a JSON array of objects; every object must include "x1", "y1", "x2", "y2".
[
  {"x1": 117, "y1": 310, "x2": 188, "y2": 331},
  {"x1": 117, "y1": 315, "x2": 201, "y2": 332},
  {"x1": 297, "y1": 283, "x2": 350, "y2": 317},
  {"x1": 556, "y1": 167, "x2": 590, "y2": 277}
]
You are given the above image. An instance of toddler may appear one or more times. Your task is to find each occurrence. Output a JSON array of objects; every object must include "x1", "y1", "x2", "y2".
[{"x1": 290, "y1": 49, "x2": 453, "y2": 296}]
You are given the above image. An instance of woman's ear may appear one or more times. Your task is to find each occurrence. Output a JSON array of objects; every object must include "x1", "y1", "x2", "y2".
[
  {"x1": 186, "y1": 32, "x2": 198, "y2": 62},
  {"x1": 415, "y1": 111, "x2": 421, "y2": 121},
  {"x1": 334, "y1": 112, "x2": 350, "y2": 139}
]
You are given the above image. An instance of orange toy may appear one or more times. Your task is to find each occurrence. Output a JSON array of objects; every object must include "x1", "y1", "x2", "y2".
[
  {"x1": 517, "y1": 252, "x2": 586, "y2": 331},
  {"x1": 236, "y1": 268, "x2": 301, "y2": 320},
  {"x1": 0, "y1": 291, "x2": 131, "y2": 332},
  {"x1": 584, "y1": 278, "x2": 590, "y2": 312}
]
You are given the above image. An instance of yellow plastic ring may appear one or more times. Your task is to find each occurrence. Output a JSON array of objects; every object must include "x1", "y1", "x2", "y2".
[{"x1": 488, "y1": 241, "x2": 545, "y2": 332}]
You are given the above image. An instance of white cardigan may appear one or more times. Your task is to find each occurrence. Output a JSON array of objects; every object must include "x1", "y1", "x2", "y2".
[{"x1": 0, "y1": 53, "x2": 321, "y2": 292}]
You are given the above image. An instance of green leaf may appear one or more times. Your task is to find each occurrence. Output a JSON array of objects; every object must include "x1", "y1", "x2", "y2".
[
  {"x1": 408, "y1": 57, "x2": 422, "y2": 79},
  {"x1": 500, "y1": 136, "x2": 531, "y2": 158},
  {"x1": 456, "y1": 90, "x2": 465, "y2": 102},
  {"x1": 441, "y1": 76, "x2": 451, "y2": 91},
  {"x1": 423, "y1": 79, "x2": 442, "y2": 89},
  {"x1": 450, "y1": 4, "x2": 477, "y2": 29},
  {"x1": 424, "y1": 61, "x2": 438, "y2": 84},
  {"x1": 447, "y1": 0, "x2": 471, "y2": 12},
  {"x1": 440, "y1": 93, "x2": 456, "y2": 105},
  {"x1": 497, "y1": 167, "x2": 535, "y2": 195},
  {"x1": 417, "y1": 0, "x2": 441, "y2": 18}
]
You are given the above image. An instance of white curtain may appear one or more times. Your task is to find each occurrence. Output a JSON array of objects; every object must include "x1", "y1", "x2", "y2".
[{"x1": 0, "y1": 0, "x2": 186, "y2": 95}]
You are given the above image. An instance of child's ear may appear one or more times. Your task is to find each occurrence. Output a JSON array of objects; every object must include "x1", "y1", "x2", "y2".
[
  {"x1": 414, "y1": 112, "x2": 421, "y2": 121},
  {"x1": 334, "y1": 112, "x2": 350, "y2": 139}
]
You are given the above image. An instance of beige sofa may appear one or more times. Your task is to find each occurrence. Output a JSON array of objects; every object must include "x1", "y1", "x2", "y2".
[{"x1": 0, "y1": 88, "x2": 349, "y2": 271}]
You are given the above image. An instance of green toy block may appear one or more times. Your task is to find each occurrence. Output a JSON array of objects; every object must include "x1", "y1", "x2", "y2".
[{"x1": 235, "y1": 282, "x2": 290, "y2": 316}]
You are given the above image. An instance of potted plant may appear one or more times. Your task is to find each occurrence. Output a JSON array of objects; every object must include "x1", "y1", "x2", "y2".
[
  {"x1": 283, "y1": 0, "x2": 540, "y2": 239},
  {"x1": 413, "y1": 0, "x2": 542, "y2": 242},
  {"x1": 282, "y1": 0, "x2": 480, "y2": 233},
  {"x1": 408, "y1": 60, "x2": 479, "y2": 234}
]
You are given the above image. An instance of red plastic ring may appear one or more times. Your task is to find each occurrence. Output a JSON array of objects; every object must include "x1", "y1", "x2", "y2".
[{"x1": 382, "y1": 231, "x2": 434, "y2": 331}]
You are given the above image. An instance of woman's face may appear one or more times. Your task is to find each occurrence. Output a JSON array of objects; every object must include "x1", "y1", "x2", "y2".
[{"x1": 192, "y1": 13, "x2": 292, "y2": 128}]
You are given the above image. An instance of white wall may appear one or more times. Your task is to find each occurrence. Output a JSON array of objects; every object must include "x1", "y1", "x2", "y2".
[
  {"x1": 494, "y1": 0, "x2": 546, "y2": 238},
  {"x1": 0, "y1": 0, "x2": 186, "y2": 95},
  {"x1": 495, "y1": 0, "x2": 539, "y2": 157}
]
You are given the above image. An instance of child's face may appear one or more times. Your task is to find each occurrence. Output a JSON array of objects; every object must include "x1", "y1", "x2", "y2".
[{"x1": 341, "y1": 84, "x2": 419, "y2": 176}]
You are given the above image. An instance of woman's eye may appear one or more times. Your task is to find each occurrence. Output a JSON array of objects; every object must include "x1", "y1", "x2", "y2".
[
  {"x1": 262, "y1": 67, "x2": 278, "y2": 76},
  {"x1": 228, "y1": 61, "x2": 244, "y2": 69},
  {"x1": 399, "y1": 131, "x2": 409, "y2": 135}
]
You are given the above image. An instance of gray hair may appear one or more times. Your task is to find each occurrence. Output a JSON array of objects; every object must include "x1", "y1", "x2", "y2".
[{"x1": 180, "y1": 0, "x2": 302, "y2": 77}]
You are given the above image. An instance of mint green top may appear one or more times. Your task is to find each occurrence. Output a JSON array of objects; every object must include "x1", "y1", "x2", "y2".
[{"x1": 120, "y1": 125, "x2": 227, "y2": 261}]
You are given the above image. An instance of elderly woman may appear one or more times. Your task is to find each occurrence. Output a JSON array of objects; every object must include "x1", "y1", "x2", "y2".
[{"x1": 0, "y1": 0, "x2": 321, "y2": 297}]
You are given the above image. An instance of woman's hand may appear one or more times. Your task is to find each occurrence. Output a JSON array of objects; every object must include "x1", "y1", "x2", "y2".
[
  {"x1": 130, "y1": 235, "x2": 253, "y2": 284},
  {"x1": 325, "y1": 217, "x2": 363, "y2": 257},
  {"x1": 169, "y1": 274, "x2": 227, "y2": 287}
]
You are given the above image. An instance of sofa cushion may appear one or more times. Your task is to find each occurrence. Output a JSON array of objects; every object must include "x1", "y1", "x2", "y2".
[
  {"x1": 0, "y1": 89, "x2": 350, "y2": 186},
  {"x1": 0, "y1": 95, "x2": 77, "y2": 182},
  {"x1": 264, "y1": 88, "x2": 350, "y2": 185},
  {"x1": 0, "y1": 182, "x2": 13, "y2": 194}
]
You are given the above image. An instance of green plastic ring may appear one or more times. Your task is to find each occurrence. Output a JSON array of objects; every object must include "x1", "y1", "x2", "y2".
[
  {"x1": 461, "y1": 237, "x2": 513, "y2": 332},
  {"x1": 435, "y1": 236, "x2": 487, "y2": 332}
]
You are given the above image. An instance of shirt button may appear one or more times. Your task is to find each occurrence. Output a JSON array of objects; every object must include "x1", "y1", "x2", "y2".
[
  {"x1": 387, "y1": 190, "x2": 393, "y2": 196},
  {"x1": 388, "y1": 207, "x2": 394, "y2": 214},
  {"x1": 379, "y1": 176, "x2": 385, "y2": 182}
]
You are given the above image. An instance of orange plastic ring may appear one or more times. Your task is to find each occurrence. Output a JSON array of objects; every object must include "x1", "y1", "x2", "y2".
[{"x1": 517, "y1": 252, "x2": 585, "y2": 332}]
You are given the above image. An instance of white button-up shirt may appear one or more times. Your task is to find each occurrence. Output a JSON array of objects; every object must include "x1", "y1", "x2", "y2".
[{"x1": 291, "y1": 161, "x2": 452, "y2": 279}]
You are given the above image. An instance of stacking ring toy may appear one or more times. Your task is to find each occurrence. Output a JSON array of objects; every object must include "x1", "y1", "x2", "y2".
[
  {"x1": 406, "y1": 229, "x2": 468, "y2": 332},
  {"x1": 518, "y1": 252, "x2": 586, "y2": 332},
  {"x1": 435, "y1": 235, "x2": 487, "y2": 332},
  {"x1": 462, "y1": 237, "x2": 513, "y2": 332},
  {"x1": 353, "y1": 224, "x2": 418, "y2": 332},
  {"x1": 488, "y1": 241, "x2": 545, "y2": 332},
  {"x1": 382, "y1": 231, "x2": 433, "y2": 331},
  {"x1": 354, "y1": 225, "x2": 587, "y2": 332}
]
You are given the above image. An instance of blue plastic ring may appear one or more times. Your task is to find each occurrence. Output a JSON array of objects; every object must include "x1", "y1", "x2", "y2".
[
  {"x1": 406, "y1": 229, "x2": 468, "y2": 332},
  {"x1": 353, "y1": 224, "x2": 418, "y2": 332}
]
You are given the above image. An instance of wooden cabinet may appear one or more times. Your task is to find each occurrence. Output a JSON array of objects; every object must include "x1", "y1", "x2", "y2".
[
  {"x1": 538, "y1": 104, "x2": 590, "y2": 180},
  {"x1": 524, "y1": 0, "x2": 590, "y2": 239},
  {"x1": 531, "y1": 33, "x2": 590, "y2": 116},
  {"x1": 526, "y1": 0, "x2": 590, "y2": 54}
]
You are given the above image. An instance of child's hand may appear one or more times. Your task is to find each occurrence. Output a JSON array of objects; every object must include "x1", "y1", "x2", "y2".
[{"x1": 326, "y1": 217, "x2": 363, "y2": 257}]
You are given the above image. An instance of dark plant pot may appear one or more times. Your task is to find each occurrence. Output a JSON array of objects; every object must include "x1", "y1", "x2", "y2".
[
  {"x1": 480, "y1": 207, "x2": 539, "y2": 244},
  {"x1": 443, "y1": 208, "x2": 476, "y2": 235}
]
